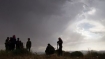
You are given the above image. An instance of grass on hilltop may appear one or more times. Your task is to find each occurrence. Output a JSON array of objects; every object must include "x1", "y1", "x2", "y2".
[{"x1": 0, "y1": 49, "x2": 105, "y2": 59}]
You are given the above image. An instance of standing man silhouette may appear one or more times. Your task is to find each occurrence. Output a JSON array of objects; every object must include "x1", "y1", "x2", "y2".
[
  {"x1": 11, "y1": 35, "x2": 16, "y2": 50},
  {"x1": 16, "y1": 38, "x2": 20, "y2": 50},
  {"x1": 5, "y1": 37, "x2": 10, "y2": 51},
  {"x1": 26, "y1": 38, "x2": 31, "y2": 52},
  {"x1": 57, "y1": 37, "x2": 63, "y2": 56}
]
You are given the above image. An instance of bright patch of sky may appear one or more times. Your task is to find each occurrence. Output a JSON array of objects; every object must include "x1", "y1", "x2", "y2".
[
  {"x1": 87, "y1": 8, "x2": 96, "y2": 15},
  {"x1": 60, "y1": 0, "x2": 105, "y2": 51}
]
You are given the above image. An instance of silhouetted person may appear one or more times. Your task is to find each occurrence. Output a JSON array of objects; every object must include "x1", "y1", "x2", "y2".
[
  {"x1": 57, "y1": 37, "x2": 63, "y2": 56},
  {"x1": 20, "y1": 41, "x2": 24, "y2": 49},
  {"x1": 5, "y1": 37, "x2": 10, "y2": 51},
  {"x1": 45, "y1": 43, "x2": 55, "y2": 55},
  {"x1": 16, "y1": 38, "x2": 20, "y2": 50},
  {"x1": 26, "y1": 38, "x2": 31, "y2": 51},
  {"x1": 10, "y1": 35, "x2": 16, "y2": 50},
  {"x1": 9, "y1": 37, "x2": 12, "y2": 50}
]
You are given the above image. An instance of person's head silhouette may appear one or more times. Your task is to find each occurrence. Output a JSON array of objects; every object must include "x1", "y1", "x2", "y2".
[
  {"x1": 17, "y1": 38, "x2": 19, "y2": 41},
  {"x1": 48, "y1": 43, "x2": 51, "y2": 46},
  {"x1": 13, "y1": 35, "x2": 16, "y2": 38},
  {"x1": 58, "y1": 37, "x2": 62, "y2": 41},
  {"x1": 28, "y1": 38, "x2": 30, "y2": 41},
  {"x1": 7, "y1": 37, "x2": 9, "y2": 39}
]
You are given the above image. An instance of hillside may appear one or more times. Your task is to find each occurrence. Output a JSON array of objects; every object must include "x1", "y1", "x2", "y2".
[{"x1": 0, "y1": 49, "x2": 105, "y2": 59}]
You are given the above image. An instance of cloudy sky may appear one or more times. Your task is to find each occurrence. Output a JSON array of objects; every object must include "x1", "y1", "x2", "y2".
[{"x1": 0, "y1": 0, "x2": 105, "y2": 52}]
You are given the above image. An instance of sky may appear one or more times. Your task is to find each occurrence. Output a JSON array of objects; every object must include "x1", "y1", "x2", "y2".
[{"x1": 0, "y1": 0, "x2": 105, "y2": 52}]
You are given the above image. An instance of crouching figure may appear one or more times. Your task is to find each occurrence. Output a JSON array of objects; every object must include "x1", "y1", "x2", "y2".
[{"x1": 45, "y1": 43, "x2": 55, "y2": 55}]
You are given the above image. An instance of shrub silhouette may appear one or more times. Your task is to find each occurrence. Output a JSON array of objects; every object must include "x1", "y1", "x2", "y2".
[
  {"x1": 90, "y1": 51, "x2": 99, "y2": 57},
  {"x1": 100, "y1": 53, "x2": 105, "y2": 59},
  {"x1": 63, "y1": 51, "x2": 71, "y2": 57},
  {"x1": 70, "y1": 51, "x2": 83, "y2": 57}
]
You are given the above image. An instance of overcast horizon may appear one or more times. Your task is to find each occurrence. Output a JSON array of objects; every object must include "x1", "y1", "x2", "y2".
[{"x1": 0, "y1": 0, "x2": 105, "y2": 52}]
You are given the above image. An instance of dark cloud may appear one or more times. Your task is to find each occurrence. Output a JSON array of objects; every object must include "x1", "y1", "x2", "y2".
[
  {"x1": 1, "y1": 0, "x2": 104, "y2": 51},
  {"x1": 0, "y1": 0, "x2": 73, "y2": 51}
]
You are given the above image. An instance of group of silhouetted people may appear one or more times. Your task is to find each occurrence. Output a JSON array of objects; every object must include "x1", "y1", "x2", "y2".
[
  {"x1": 45, "y1": 37, "x2": 63, "y2": 56},
  {"x1": 5, "y1": 35, "x2": 63, "y2": 56},
  {"x1": 5, "y1": 35, "x2": 31, "y2": 52}
]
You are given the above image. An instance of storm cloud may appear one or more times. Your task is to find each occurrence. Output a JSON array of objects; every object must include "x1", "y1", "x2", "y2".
[{"x1": 0, "y1": 0, "x2": 105, "y2": 52}]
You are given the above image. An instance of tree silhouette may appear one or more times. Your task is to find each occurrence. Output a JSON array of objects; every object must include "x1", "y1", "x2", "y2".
[{"x1": 70, "y1": 51, "x2": 83, "y2": 57}]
